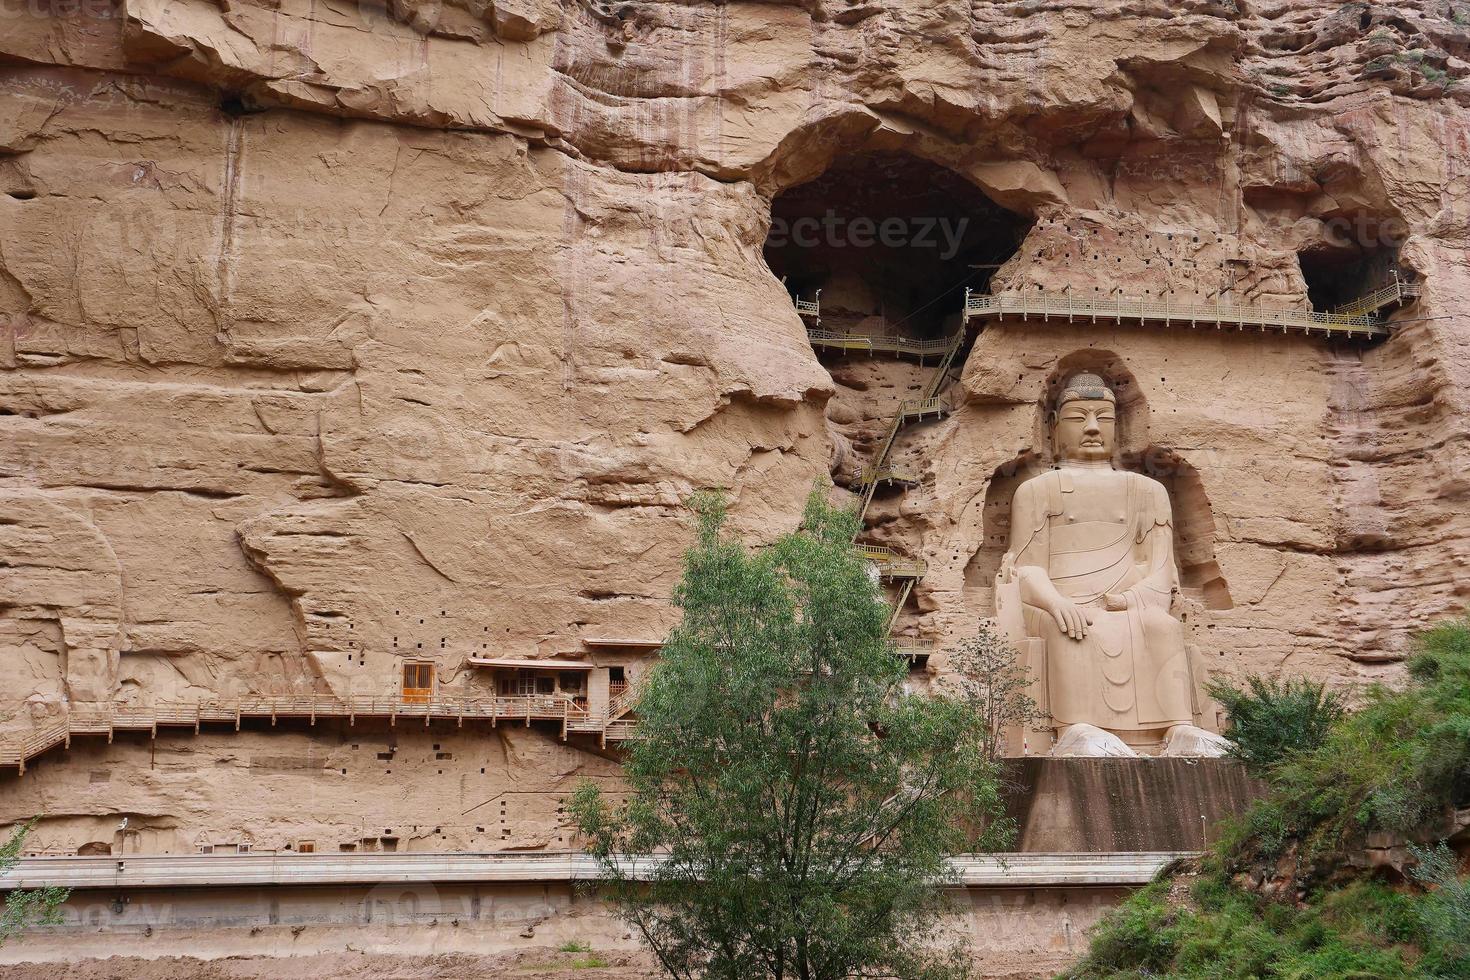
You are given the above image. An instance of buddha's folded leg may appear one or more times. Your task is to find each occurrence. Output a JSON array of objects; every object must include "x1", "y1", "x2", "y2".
[{"x1": 1137, "y1": 606, "x2": 1193, "y2": 727}]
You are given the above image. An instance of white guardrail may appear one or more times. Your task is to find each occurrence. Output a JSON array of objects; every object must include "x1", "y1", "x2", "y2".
[{"x1": 1, "y1": 851, "x2": 1193, "y2": 890}]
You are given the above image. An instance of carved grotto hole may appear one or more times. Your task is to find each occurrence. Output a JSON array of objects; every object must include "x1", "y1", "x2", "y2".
[
  {"x1": 763, "y1": 151, "x2": 1031, "y2": 342},
  {"x1": 1120, "y1": 446, "x2": 1234, "y2": 610},
  {"x1": 967, "y1": 451, "x2": 1047, "y2": 597},
  {"x1": 965, "y1": 353, "x2": 1232, "y2": 611},
  {"x1": 1297, "y1": 221, "x2": 1405, "y2": 312}
]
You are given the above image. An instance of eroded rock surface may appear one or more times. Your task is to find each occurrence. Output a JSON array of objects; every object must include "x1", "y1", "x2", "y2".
[{"x1": 2, "y1": 0, "x2": 1469, "y2": 855}]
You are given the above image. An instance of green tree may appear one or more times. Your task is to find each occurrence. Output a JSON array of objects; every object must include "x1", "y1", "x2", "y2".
[
  {"x1": 572, "y1": 489, "x2": 1010, "y2": 980},
  {"x1": 1, "y1": 819, "x2": 69, "y2": 945},
  {"x1": 948, "y1": 622, "x2": 1042, "y2": 763}
]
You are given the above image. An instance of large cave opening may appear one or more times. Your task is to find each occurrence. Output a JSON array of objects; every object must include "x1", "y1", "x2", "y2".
[
  {"x1": 764, "y1": 152, "x2": 1031, "y2": 341},
  {"x1": 1297, "y1": 227, "x2": 1401, "y2": 312}
]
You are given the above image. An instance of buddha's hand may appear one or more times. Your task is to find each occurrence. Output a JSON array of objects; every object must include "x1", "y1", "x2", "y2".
[
  {"x1": 1103, "y1": 593, "x2": 1129, "y2": 611},
  {"x1": 1047, "y1": 599, "x2": 1092, "y2": 641}
]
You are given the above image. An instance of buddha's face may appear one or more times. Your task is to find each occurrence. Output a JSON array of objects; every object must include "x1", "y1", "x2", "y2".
[{"x1": 1053, "y1": 397, "x2": 1116, "y2": 463}]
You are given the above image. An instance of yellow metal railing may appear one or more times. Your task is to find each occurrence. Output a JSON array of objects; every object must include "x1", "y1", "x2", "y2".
[
  {"x1": 962, "y1": 288, "x2": 1414, "y2": 338},
  {"x1": 858, "y1": 544, "x2": 927, "y2": 580},
  {"x1": 806, "y1": 329, "x2": 958, "y2": 359},
  {"x1": 1329, "y1": 280, "x2": 1422, "y2": 319}
]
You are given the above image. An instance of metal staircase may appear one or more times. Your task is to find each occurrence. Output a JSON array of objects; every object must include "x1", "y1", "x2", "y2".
[{"x1": 800, "y1": 311, "x2": 965, "y2": 669}]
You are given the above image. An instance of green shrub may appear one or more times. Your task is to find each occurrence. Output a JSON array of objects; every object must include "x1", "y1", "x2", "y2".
[
  {"x1": 1410, "y1": 843, "x2": 1470, "y2": 976},
  {"x1": 1065, "y1": 616, "x2": 1470, "y2": 979},
  {"x1": 1217, "y1": 619, "x2": 1470, "y2": 870},
  {"x1": 1208, "y1": 674, "x2": 1345, "y2": 777}
]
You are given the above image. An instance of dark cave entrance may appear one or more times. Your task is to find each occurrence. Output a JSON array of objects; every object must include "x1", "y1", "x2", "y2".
[
  {"x1": 1297, "y1": 229, "x2": 1402, "y2": 312},
  {"x1": 764, "y1": 152, "x2": 1032, "y2": 340}
]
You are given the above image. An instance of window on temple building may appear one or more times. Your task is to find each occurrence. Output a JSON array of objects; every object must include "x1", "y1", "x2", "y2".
[
  {"x1": 298, "y1": 841, "x2": 315, "y2": 853},
  {"x1": 401, "y1": 662, "x2": 434, "y2": 703}
]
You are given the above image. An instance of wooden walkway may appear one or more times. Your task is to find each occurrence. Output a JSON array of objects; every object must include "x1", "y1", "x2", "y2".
[
  {"x1": 0, "y1": 695, "x2": 639, "y2": 775},
  {"x1": 962, "y1": 280, "x2": 1420, "y2": 339}
]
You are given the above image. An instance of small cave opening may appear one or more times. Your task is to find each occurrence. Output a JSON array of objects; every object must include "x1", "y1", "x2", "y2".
[
  {"x1": 764, "y1": 151, "x2": 1032, "y2": 342},
  {"x1": 218, "y1": 92, "x2": 265, "y2": 118},
  {"x1": 1297, "y1": 231, "x2": 1401, "y2": 312}
]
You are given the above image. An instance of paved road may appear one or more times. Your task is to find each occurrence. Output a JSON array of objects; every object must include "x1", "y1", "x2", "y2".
[{"x1": 4, "y1": 850, "x2": 1192, "y2": 890}]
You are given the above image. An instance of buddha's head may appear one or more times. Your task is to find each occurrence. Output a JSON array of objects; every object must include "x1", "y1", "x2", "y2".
[{"x1": 1051, "y1": 373, "x2": 1117, "y2": 463}]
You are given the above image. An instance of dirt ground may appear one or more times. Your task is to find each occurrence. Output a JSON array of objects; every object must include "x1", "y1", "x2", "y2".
[{"x1": 0, "y1": 948, "x2": 1075, "y2": 979}]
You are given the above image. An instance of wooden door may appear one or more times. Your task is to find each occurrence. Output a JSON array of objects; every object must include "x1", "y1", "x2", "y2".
[{"x1": 401, "y1": 662, "x2": 434, "y2": 703}]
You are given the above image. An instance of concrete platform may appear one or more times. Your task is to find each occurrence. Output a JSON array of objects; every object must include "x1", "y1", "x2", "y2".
[
  {"x1": 5, "y1": 850, "x2": 1191, "y2": 890},
  {"x1": 1004, "y1": 757, "x2": 1267, "y2": 851}
]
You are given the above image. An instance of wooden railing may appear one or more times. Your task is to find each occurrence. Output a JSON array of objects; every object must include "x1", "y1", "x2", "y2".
[
  {"x1": 887, "y1": 580, "x2": 915, "y2": 632},
  {"x1": 854, "y1": 393, "x2": 954, "y2": 522},
  {"x1": 898, "y1": 395, "x2": 950, "y2": 422},
  {"x1": 893, "y1": 646, "x2": 933, "y2": 666},
  {"x1": 794, "y1": 290, "x2": 821, "y2": 319},
  {"x1": 0, "y1": 694, "x2": 639, "y2": 774},
  {"x1": 607, "y1": 682, "x2": 639, "y2": 719},
  {"x1": 962, "y1": 287, "x2": 1416, "y2": 338}
]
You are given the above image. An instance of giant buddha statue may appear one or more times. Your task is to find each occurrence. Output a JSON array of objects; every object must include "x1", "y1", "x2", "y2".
[{"x1": 995, "y1": 373, "x2": 1224, "y2": 757}]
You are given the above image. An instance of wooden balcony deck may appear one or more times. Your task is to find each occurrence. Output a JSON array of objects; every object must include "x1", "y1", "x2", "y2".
[
  {"x1": 0, "y1": 695, "x2": 640, "y2": 775},
  {"x1": 858, "y1": 544, "x2": 927, "y2": 580}
]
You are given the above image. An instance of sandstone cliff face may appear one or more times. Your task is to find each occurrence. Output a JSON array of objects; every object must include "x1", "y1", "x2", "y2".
[{"x1": 2, "y1": 0, "x2": 1468, "y2": 854}]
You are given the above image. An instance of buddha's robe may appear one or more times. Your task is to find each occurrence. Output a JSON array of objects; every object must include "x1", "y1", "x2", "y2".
[{"x1": 1005, "y1": 466, "x2": 1194, "y2": 733}]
